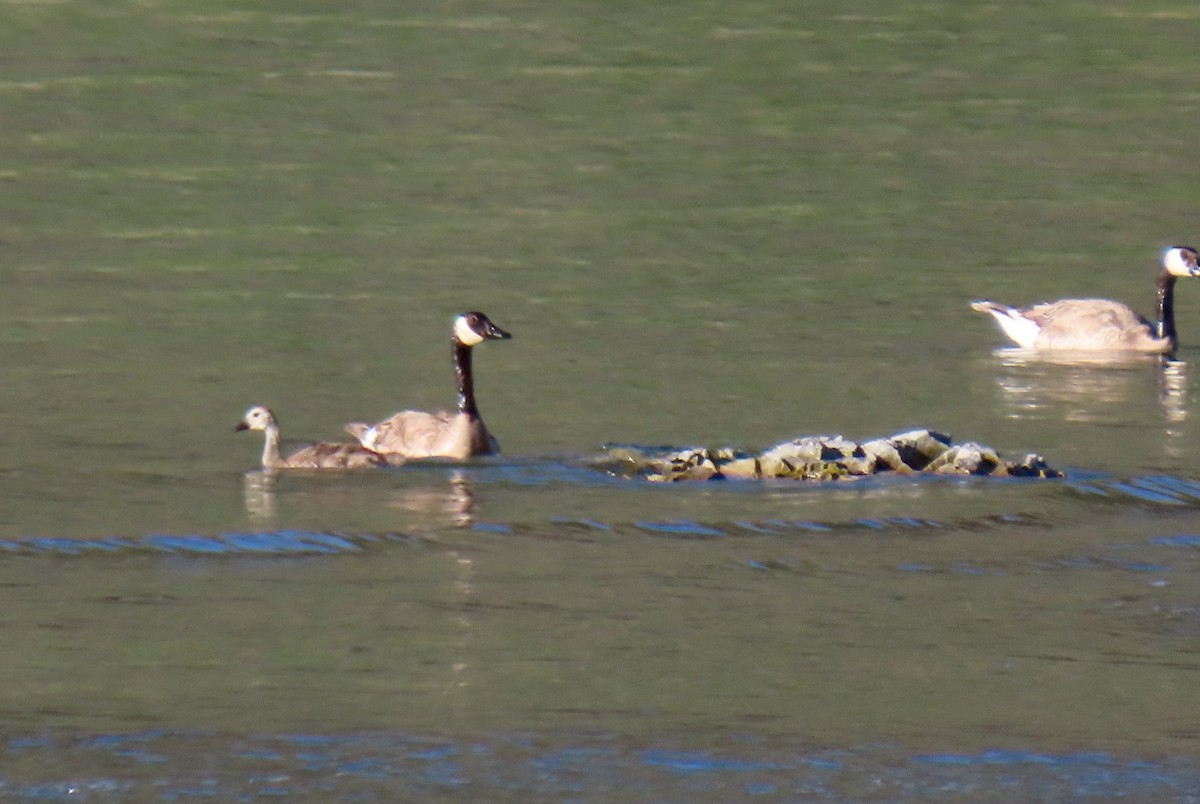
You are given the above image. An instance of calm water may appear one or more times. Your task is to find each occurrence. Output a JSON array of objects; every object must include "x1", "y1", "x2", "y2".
[{"x1": 3, "y1": 1, "x2": 1200, "y2": 799}]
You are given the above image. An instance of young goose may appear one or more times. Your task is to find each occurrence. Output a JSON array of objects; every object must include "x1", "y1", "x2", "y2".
[
  {"x1": 345, "y1": 311, "x2": 512, "y2": 463},
  {"x1": 236, "y1": 405, "x2": 386, "y2": 470},
  {"x1": 970, "y1": 246, "x2": 1200, "y2": 353}
]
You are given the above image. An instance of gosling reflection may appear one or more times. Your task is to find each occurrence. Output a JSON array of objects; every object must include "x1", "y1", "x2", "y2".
[
  {"x1": 241, "y1": 468, "x2": 476, "y2": 528},
  {"x1": 242, "y1": 469, "x2": 279, "y2": 527},
  {"x1": 987, "y1": 349, "x2": 1187, "y2": 425}
]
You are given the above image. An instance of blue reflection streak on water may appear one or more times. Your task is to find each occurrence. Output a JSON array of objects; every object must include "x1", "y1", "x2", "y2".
[
  {"x1": 1107, "y1": 481, "x2": 1186, "y2": 504},
  {"x1": 18, "y1": 781, "x2": 126, "y2": 800},
  {"x1": 734, "y1": 520, "x2": 785, "y2": 534},
  {"x1": 407, "y1": 746, "x2": 459, "y2": 761},
  {"x1": 8, "y1": 736, "x2": 55, "y2": 752},
  {"x1": 916, "y1": 749, "x2": 1106, "y2": 765},
  {"x1": 639, "y1": 749, "x2": 785, "y2": 773},
  {"x1": 1151, "y1": 534, "x2": 1200, "y2": 547},
  {"x1": 145, "y1": 534, "x2": 228, "y2": 553},
  {"x1": 1, "y1": 531, "x2": 372, "y2": 556},
  {"x1": 1100, "y1": 558, "x2": 1170, "y2": 573},
  {"x1": 1063, "y1": 472, "x2": 1200, "y2": 505},
  {"x1": 335, "y1": 758, "x2": 391, "y2": 781},
  {"x1": 238, "y1": 749, "x2": 283, "y2": 761},
  {"x1": 3, "y1": 731, "x2": 1199, "y2": 800},
  {"x1": 7, "y1": 466, "x2": 1200, "y2": 558},
  {"x1": 549, "y1": 517, "x2": 610, "y2": 530},
  {"x1": 277, "y1": 733, "x2": 347, "y2": 747},
  {"x1": 891, "y1": 516, "x2": 937, "y2": 528},
  {"x1": 1143, "y1": 475, "x2": 1200, "y2": 499},
  {"x1": 912, "y1": 750, "x2": 1200, "y2": 798},
  {"x1": 636, "y1": 520, "x2": 726, "y2": 537}
]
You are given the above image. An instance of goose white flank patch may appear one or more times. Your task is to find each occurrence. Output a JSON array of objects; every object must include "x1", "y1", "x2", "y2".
[
  {"x1": 345, "y1": 311, "x2": 511, "y2": 464},
  {"x1": 970, "y1": 246, "x2": 1200, "y2": 353},
  {"x1": 236, "y1": 405, "x2": 386, "y2": 470}
]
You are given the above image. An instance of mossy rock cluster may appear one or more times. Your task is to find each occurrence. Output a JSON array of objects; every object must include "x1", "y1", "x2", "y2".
[{"x1": 598, "y1": 430, "x2": 1061, "y2": 482}]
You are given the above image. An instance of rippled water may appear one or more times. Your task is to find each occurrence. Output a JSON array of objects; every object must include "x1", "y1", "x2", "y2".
[
  {"x1": 4, "y1": 0, "x2": 1200, "y2": 800},
  {"x1": 5, "y1": 732, "x2": 1199, "y2": 801}
]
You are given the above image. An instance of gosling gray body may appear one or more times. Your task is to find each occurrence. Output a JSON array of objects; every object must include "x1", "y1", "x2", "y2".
[
  {"x1": 345, "y1": 311, "x2": 511, "y2": 464},
  {"x1": 971, "y1": 246, "x2": 1200, "y2": 353},
  {"x1": 236, "y1": 405, "x2": 386, "y2": 470}
]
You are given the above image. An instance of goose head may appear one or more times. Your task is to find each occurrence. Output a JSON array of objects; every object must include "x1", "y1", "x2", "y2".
[
  {"x1": 453, "y1": 311, "x2": 512, "y2": 346},
  {"x1": 1163, "y1": 246, "x2": 1200, "y2": 278},
  {"x1": 235, "y1": 405, "x2": 277, "y2": 433}
]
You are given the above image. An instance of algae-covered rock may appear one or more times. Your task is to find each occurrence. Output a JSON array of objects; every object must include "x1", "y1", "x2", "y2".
[
  {"x1": 926, "y1": 442, "x2": 1001, "y2": 475},
  {"x1": 887, "y1": 429, "x2": 951, "y2": 470},
  {"x1": 656, "y1": 448, "x2": 721, "y2": 481},
  {"x1": 760, "y1": 437, "x2": 828, "y2": 466},
  {"x1": 721, "y1": 457, "x2": 761, "y2": 479},
  {"x1": 594, "y1": 431, "x2": 1060, "y2": 482},
  {"x1": 859, "y1": 438, "x2": 907, "y2": 472},
  {"x1": 816, "y1": 435, "x2": 862, "y2": 460},
  {"x1": 1004, "y1": 453, "x2": 1063, "y2": 479},
  {"x1": 838, "y1": 454, "x2": 877, "y2": 475}
]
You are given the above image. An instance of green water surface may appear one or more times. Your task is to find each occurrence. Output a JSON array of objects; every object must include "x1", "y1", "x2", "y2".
[{"x1": 1, "y1": 0, "x2": 1199, "y2": 778}]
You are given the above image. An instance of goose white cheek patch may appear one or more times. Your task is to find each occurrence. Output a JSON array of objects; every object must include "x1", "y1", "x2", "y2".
[
  {"x1": 1165, "y1": 248, "x2": 1200, "y2": 278},
  {"x1": 454, "y1": 316, "x2": 485, "y2": 346}
]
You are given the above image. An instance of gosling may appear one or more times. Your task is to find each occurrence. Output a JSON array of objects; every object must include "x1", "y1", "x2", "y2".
[{"x1": 236, "y1": 405, "x2": 386, "y2": 470}]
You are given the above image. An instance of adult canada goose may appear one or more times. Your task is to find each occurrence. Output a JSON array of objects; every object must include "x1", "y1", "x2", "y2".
[
  {"x1": 345, "y1": 311, "x2": 512, "y2": 463},
  {"x1": 970, "y1": 246, "x2": 1200, "y2": 353},
  {"x1": 236, "y1": 405, "x2": 386, "y2": 470}
]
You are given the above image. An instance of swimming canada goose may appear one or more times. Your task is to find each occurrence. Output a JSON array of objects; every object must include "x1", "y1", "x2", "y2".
[
  {"x1": 345, "y1": 311, "x2": 512, "y2": 463},
  {"x1": 236, "y1": 405, "x2": 386, "y2": 470},
  {"x1": 970, "y1": 246, "x2": 1200, "y2": 353}
]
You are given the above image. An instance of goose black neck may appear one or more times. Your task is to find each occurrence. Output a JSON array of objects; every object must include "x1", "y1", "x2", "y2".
[
  {"x1": 1156, "y1": 270, "x2": 1179, "y2": 348},
  {"x1": 453, "y1": 340, "x2": 479, "y2": 418}
]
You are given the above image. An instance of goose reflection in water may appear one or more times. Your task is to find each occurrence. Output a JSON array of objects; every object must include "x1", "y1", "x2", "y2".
[
  {"x1": 242, "y1": 469, "x2": 278, "y2": 526},
  {"x1": 987, "y1": 349, "x2": 1188, "y2": 421},
  {"x1": 384, "y1": 470, "x2": 475, "y2": 528},
  {"x1": 241, "y1": 469, "x2": 478, "y2": 700},
  {"x1": 241, "y1": 469, "x2": 476, "y2": 529},
  {"x1": 985, "y1": 349, "x2": 1188, "y2": 456}
]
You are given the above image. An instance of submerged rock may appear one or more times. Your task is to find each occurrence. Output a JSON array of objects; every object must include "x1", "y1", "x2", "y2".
[{"x1": 596, "y1": 430, "x2": 1062, "y2": 482}]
